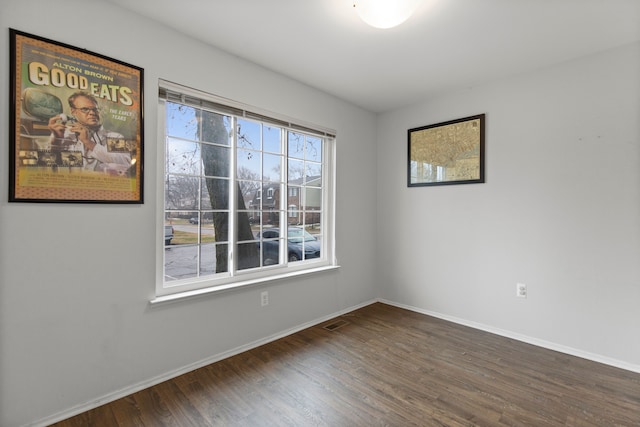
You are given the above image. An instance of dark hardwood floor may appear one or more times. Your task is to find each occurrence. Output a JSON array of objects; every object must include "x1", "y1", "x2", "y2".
[{"x1": 52, "y1": 303, "x2": 640, "y2": 426}]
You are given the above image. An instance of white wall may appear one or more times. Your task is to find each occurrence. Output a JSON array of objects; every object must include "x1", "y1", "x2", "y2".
[
  {"x1": 377, "y1": 42, "x2": 640, "y2": 371},
  {"x1": 0, "y1": 1, "x2": 377, "y2": 426}
]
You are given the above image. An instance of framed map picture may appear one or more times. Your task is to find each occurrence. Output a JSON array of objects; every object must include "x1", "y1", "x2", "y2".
[
  {"x1": 9, "y1": 29, "x2": 144, "y2": 203},
  {"x1": 408, "y1": 114, "x2": 485, "y2": 187}
]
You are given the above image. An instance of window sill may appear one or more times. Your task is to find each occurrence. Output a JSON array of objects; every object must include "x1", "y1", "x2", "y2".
[{"x1": 150, "y1": 264, "x2": 340, "y2": 305}]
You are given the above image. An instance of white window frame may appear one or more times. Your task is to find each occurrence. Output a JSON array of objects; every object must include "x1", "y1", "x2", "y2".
[{"x1": 154, "y1": 80, "x2": 338, "y2": 303}]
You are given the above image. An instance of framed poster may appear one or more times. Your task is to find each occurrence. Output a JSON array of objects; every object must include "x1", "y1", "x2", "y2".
[
  {"x1": 9, "y1": 29, "x2": 144, "y2": 203},
  {"x1": 408, "y1": 114, "x2": 485, "y2": 187}
]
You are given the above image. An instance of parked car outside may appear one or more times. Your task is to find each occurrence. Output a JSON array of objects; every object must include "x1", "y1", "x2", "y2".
[
  {"x1": 258, "y1": 227, "x2": 320, "y2": 264},
  {"x1": 189, "y1": 217, "x2": 198, "y2": 224},
  {"x1": 164, "y1": 225, "x2": 174, "y2": 245}
]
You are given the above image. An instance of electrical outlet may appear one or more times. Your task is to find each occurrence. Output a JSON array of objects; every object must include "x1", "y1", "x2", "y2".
[
  {"x1": 261, "y1": 291, "x2": 269, "y2": 306},
  {"x1": 516, "y1": 283, "x2": 527, "y2": 298}
]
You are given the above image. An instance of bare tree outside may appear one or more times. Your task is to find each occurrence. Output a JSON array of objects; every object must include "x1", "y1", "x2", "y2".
[
  {"x1": 200, "y1": 112, "x2": 260, "y2": 271},
  {"x1": 165, "y1": 103, "x2": 260, "y2": 273}
]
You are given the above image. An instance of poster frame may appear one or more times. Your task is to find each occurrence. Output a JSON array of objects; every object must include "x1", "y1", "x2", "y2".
[{"x1": 9, "y1": 29, "x2": 144, "y2": 203}]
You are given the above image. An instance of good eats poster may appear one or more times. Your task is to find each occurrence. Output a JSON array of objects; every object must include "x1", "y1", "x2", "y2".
[{"x1": 10, "y1": 29, "x2": 144, "y2": 203}]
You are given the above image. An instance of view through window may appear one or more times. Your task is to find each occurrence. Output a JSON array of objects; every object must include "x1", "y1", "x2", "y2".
[{"x1": 160, "y1": 84, "x2": 335, "y2": 295}]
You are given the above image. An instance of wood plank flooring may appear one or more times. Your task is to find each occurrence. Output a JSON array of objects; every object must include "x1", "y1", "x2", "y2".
[{"x1": 52, "y1": 303, "x2": 640, "y2": 426}]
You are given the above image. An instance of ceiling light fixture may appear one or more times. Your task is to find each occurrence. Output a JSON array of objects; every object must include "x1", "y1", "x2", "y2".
[{"x1": 353, "y1": 0, "x2": 422, "y2": 29}]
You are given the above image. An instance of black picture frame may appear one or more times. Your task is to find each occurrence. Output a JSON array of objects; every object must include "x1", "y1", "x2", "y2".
[
  {"x1": 408, "y1": 114, "x2": 485, "y2": 187},
  {"x1": 9, "y1": 29, "x2": 144, "y2": 203}
]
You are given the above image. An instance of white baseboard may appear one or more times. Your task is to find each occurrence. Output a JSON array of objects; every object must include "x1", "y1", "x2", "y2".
[
  {"x1": 30, "y1": 299, "x2": 377, "y2": 427},
  {"x1": 378, "y1": 298, "x2": 640, "y2": 374}
]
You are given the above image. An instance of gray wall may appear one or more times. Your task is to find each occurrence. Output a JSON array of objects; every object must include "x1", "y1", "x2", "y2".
[
  {"x1": 0, "y1": 1, "x2": 377, "y2": 426},
  {"x1": 376, "y1": 42, "x2": 640, "y2": 372}
]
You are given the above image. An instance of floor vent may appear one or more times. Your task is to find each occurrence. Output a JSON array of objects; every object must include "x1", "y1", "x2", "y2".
[{"x1": 323, "y1": 319, "x2": 349, "y2": 331}]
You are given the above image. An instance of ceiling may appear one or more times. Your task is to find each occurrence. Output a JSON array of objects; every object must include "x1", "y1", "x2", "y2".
[{"x1": 104, "y1": 0, "x2": 640, "y2": 113}]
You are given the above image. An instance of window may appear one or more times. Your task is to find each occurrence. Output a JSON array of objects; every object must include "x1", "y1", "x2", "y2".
[{"x1": 157, "y1": 81, "x2": 336, "y2": 298}]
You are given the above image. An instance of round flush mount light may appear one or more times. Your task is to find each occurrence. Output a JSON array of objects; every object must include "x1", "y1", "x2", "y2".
[{"x1": 353, "y1": 0, "x2": 422, "y2": 29}]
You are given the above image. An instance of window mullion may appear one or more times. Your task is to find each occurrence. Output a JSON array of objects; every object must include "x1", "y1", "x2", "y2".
[
  {"x1": 229, "y1": 116, "x2": 238, "y2": 276},
  {"x1": 281, "y1": 130, "x2": 288, "y2": 265}
]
